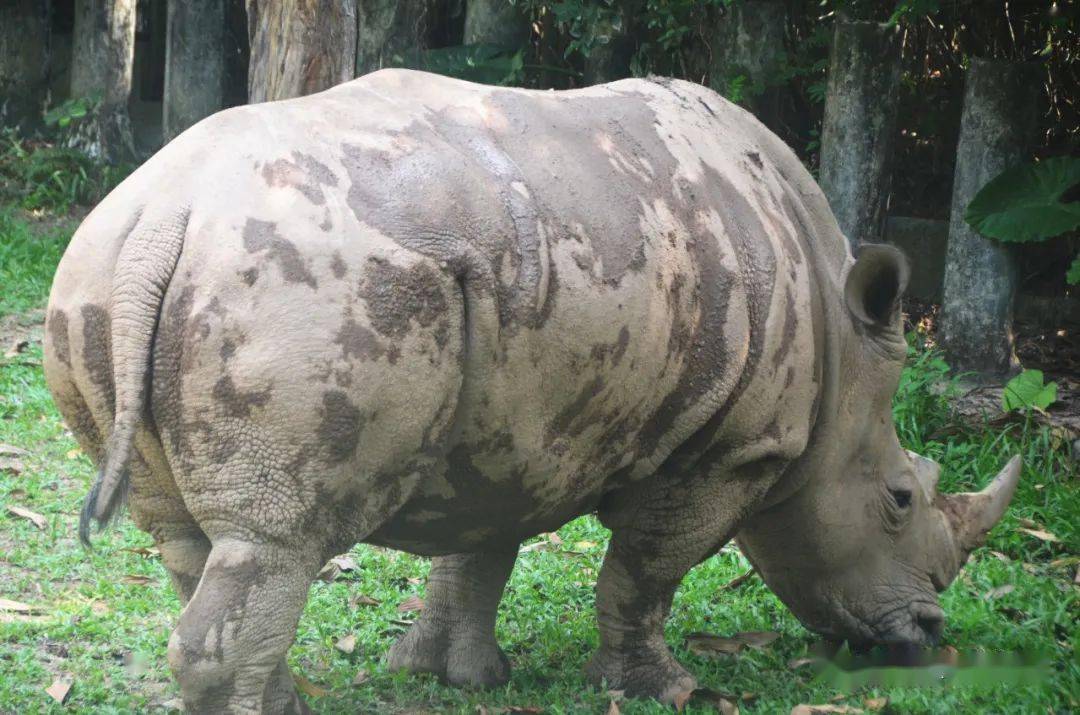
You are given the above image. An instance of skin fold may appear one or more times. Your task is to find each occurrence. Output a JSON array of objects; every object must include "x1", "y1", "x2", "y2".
[{"x1": 43, "y1": 69, "x2": 1020, "y2": 712}]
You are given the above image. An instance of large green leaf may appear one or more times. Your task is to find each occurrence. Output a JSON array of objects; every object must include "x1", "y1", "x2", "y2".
[
  {"x1": 1002, "y1": 369, "x2": 1058, "y2": 412},
  {"x1": 965, "y1": 157, "x2": 1080, "y2": 243}
]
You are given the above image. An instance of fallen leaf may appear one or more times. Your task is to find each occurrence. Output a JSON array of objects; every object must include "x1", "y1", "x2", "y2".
[
  {"x1": 0, "y1": 598, "x2": 35, "y2": 613},
  {"x1": 45, "y1": 676, "x2": 72, "y2": 704},
  {"x1": 1049, "y1": 556, "x2": 1080, "y2": 569},
  {"x1": 397, "y1": 595, "x2": 424, "y2": 613},
  {"x1": 546, "y1": 532, "x2": 564, "y2": 546},
  {"x1": 0, "y1": 456, "x2": 24, "y2": 476},
  {"x1": 406, "y1": 577, "x2": 423, "y2": 586},
  {"x1": 292, "y1": 673, "x2": 328, "y2": 698},
  {"x1": 122, "y1": 546, "x2": 160, "y2": 558},
  {"x1": 1017, "y1": 517, "x2": 1039, "y2": 529},
  {"x1": 574, "y1": 540, "x2": 598, "y2": 550},
  {"x1": 121, "y1": 574, "x2": 153, "y2": 585},
  {"x1": 518, "y1": 541, "x2": 551, "y2": 554},
  {"x1": 606, "y1": 698, "x2": 620, "y2": 715},
  {"x1": 351, "y1": 669, "x2": 369, "y2": 686},
  {"x1": 330, "y1": 554, "x2": 358, "y2": 572},
  {"x1": 989, "y1": 551, "x2": 1010, "y2": 562},
  {"x1": 787, "y1": 657, "x2": 819, "y2": 669},
  {"x1": 686, "y1": 633, "x2": 743, "y2": 656},
  {"x1": 985, "y1": 584, "x2": 1015, "y2": 600},
  {"x1": 720, "y1": 569, "x2": 755, "y2": 591},
  {"x1": 335, "y1": 633, "x2": 357, "y2": 654},
  {"x1": 736, "y1": 631, "x2": 780, "y2": 649},
  {"x1": 686, "y1": 689, "x2": 739, "y2": 713},
  {"x1": 507, "y1": 707, "x2": 543, "y2": 714},
  {"x1": 0, "y1": 444, "x2": 29, "y2": 457},
  {"x1": 7, "y1": 504, "x2": 46, "y2": 529},
  {"x1": 791, "y1": 705, "x2": 862, "y2": 715},
  {"x1": 349, "y1": 593, "x2": 380, "y2": 608},
  {"x1": 1017, "y1": 527, "x2": 1060, "y2": 543},
  {"x1": 66, "y1": 448, "x2": 81, "y2": 460},
  {"x1": 863, "y1": 696, "x2": 888, "y2": 711},
  {"x1": 4, "y1": 339, "x2": 29, "y2": 358}
]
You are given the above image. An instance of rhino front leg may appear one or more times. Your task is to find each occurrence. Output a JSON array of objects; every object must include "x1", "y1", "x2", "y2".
[
  {"x1": 387, "y1": 550, "x2": 517, "y2": 688},
  {"x1": 167, "y1": 537, "x2": 324, "y2": 714},
  {"x1": 586, "y1": 464, "x2": 783, "y2": 703}
]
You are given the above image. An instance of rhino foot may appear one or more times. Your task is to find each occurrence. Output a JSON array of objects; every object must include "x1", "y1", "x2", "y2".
[
  {"x1": 386, "y1": 616, "x2": 511, "y2": 688},
  {"x1": 584, "y1": 644, "x2": 697, "y2": 704}
]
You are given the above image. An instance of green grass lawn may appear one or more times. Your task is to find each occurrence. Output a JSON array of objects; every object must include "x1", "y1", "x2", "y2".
[{"x1": 0, "y1": 207, "x2": 1077, "y2": 714}]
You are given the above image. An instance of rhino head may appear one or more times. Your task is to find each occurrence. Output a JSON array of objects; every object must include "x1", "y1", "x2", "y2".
[{"x1": 737, "y1": 244, "x2": 1022, "y2": 648}]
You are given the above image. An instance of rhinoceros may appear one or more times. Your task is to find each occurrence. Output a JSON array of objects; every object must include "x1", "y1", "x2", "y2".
[{"x1": 44, "y1": 69, "x2": 1021, "y2": 712}]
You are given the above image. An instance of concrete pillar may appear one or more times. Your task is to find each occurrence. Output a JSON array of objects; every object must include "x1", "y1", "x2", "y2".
[
  {"x1": 709, "y1": 0, "x2": 786, "y2": 128},
  {"x1": 464, "y1": 0, "x2": 530, "y2": 47},
  {"x1": 0, "y1": 0, "x2": 49, "y2": 129},
  {"x1": 819, "y1": 19, "x2": 901, "y2": 248},
  {"x1": 939, "y1": 58, "x2": 1041, "y2": 378},
  {"x1": 164, "y1": 0, "x2": 227, "y2": 141}
]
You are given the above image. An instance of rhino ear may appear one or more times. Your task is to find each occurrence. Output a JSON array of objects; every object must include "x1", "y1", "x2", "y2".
[{"x1": 844, "y1": 244, "x2": 910, "y2": 328}]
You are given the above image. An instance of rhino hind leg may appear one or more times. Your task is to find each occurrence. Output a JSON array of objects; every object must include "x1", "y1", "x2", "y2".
[
  {"x1": 387, "y1": 550, "x2": 517, "y2": 688},
  {"x1": 166, "y1": 537, "x2": 325, "y2": 714}
]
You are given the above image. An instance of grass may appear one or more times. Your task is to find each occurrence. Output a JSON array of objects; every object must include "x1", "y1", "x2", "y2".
[{"x1": 0, "y1": 207, "x2": 1076, "y2": 714}]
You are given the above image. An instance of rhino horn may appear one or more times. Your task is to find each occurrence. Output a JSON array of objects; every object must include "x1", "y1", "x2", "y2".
[{"x1": 943, "y1": 456, "x2": 1023, "y2": 554}]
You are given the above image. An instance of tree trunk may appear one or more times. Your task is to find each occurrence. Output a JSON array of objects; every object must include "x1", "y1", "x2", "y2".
[
  {"x1": 0, "y1": 0, "x2": 49, "y2": 129},
  {"x1": 939, "y1": 58, "x2": 1041, "y2": 379},
  {"x1": 464, "y1": 0, "x2": 530, "y2": 47},
  {"x1": 709, "y1": 0, "x2": 786, "y2": 128},
  {"x1": 818, "y1": 19, "x2": 901, "y2": 248},
  {"x1": 356, "y1": 0, "x2": 429, "y2": 76},
  {"x1": 582, "y1": 2, "x2": 637, "y2": 85},
  {"x1": 164, "y1": 0, "x2": 227, "y2": 142},
  {"x1": 71, "y1": 0, "x2": 137, "y2": 162},
  {"x1": 246, "y1": 0, "x2": 358, "y2": 103}
]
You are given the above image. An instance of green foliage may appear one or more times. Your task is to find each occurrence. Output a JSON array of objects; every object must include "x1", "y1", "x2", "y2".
[
  {"x1": 965, "y1": 157, "x2": 1080, "y2": 285},
  {"x1": 412, "y1": 43, "x2": 526, "y2": 85},
  {"x1": 1002, "y1": 369, "x2": 1059, "y2": 413},
  {"x1": 42, "y1": 95, "x2": 99, "y2": 130},
  {"x1": 892, "y1": 333, "x2": 957, "y2": 448},
  {"x1": 0, "y1": 124, "x2": 130, "y2": 213},
  {"x1": 965, "y1": 157, "x2": 1080, "y2": 244}
]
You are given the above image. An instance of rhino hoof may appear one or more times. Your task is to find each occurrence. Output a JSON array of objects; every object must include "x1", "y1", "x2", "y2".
[
  {"x1": 387, "y1": 622, "x2": 511, "y2": 689},
  {"x1": 584, "y1": 646, "x2": 697, "y2": 704}
]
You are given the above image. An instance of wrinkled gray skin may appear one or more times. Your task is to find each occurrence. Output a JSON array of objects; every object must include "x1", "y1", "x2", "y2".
[{"x1": 44, "y1": 70, "x2": 1021, "y2": 713}]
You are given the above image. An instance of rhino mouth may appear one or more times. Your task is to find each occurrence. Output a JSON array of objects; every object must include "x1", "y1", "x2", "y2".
[{"x1": 822, "y1": 594, "x2": 944, "y2": 650}]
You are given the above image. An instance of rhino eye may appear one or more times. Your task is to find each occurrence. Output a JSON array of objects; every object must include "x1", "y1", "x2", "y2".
[{"x1": 890, "y1": 488, "x2": 912, "y2": 509}]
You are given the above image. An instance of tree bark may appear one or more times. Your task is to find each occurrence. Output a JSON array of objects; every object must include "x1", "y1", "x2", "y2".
[
  {"x1": 709, "y1": 0, "x2": 786, "y2": 128},
  {"x1": 939, "y1": 58, "x2": 1041, "y2": 379},
  {"x1": 0, "y1": 0, "x2": 49, "y2": 129},
  {"x1": 71, "y1": 0, "x2": 137, "y2": 162},
  {"x1": 246, "y1": 0, "x2": 358, "y2": 103},
  {"x1": 464, "y1": 0, "x2": 530, "y2": 47},
  {"x1": 818, "y1": 19, "x2": 901, "y2": 248},
  {"x1": 164, "y1": 0, "x2": 227, "y2": 142},
  {"x1": 356, "y1": 0, "x2": 429, "y2": 76}
]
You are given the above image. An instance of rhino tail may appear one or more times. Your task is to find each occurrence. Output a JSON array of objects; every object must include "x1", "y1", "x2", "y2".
[{"x1": 79, "y1": 207, "x2": 190, "y2": 547}]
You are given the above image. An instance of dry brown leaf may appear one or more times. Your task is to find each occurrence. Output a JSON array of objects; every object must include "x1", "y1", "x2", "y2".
[
  {"x1": 7, "y1": 504, "x2": 46, "y2": 529},
  {"x1": 507, "y1": 707, "x2": 543, "y2": 714},
  {"x1": 335, "y1": 633, "x2": 357, "y2": 654},
  {"x1": 45, "y1": 676, "x2": 72, "y2": 704},
  {"x1": 122, "y1": 546, "x2": 160, "y2": 558},
  {"x1": 686, "y1": 633, "x2": 743, "y2": 656},
  {"x1": 546, "y1": 532, "x2": 564, "y2": 546},
  {"x1": 1049, "y1": 555, "x2": 1080, "y2": 569},
  {"x1": 984, "y1": 584, "x2": 1015, "y2": 600},
  {"x1": 720, "y1": 569, "x2": 755, "y2": 591},
  {"x1": 0, "y1": 457, "x2": 24, "y2": 476},
  {"x1": 292, "y1": 673, "x2": 328, "y2": 698},
  {"x1": 397, "y1": 595, "x2": 424, "y2": 613},
  {"x1": 0, "y1": 598, "x2": 35, "y2": 613},
  {"x1": 989, "y1": 551, "x2": 1010, "y2": 562},
  {"x1": 736, "y1": 631, "x2": 780, "y2": 649},
  {"x1": 0, "y1": 443, "x2": 29, "y2": 457},
  {"x1": 349, "y1": 593, "x2": 380, "y2": 608},
  {"x1": 574, "y1": 540, "x2": 598, "y2": 550},
  {"x1": 518, "y1": 541, "x2": 551, "y2": 554},
  {"x1": 788, "y1": 657, "x2": 819, "y2": 669},
  {"x1": 863, "y1": 696, "x2": 888, "y2": 711},
  {"x1": 406, "y1": 576, "x2": 423, "y2": 585},
  {"x1": 121, "y1": 574, "x2": 153, "y2": 585},
  {"x1": 66, "y1": 448, "x2": 81, "y2": 460},
  {"x1": 351, "y1": 669, "x2": 370, "y2": 686},
  {"x1": 605, "y1": 698, "x2": 620, "y2": 715},
  {"x1": 330, "y1": 554, "x2": 358, "y2": 572},
  {"x1": 791, "y1": 705, "x2": 862, "y2": 715},
  {"x1": 1017, "y1": 527, "x2": 1060, "y2": 543}
]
